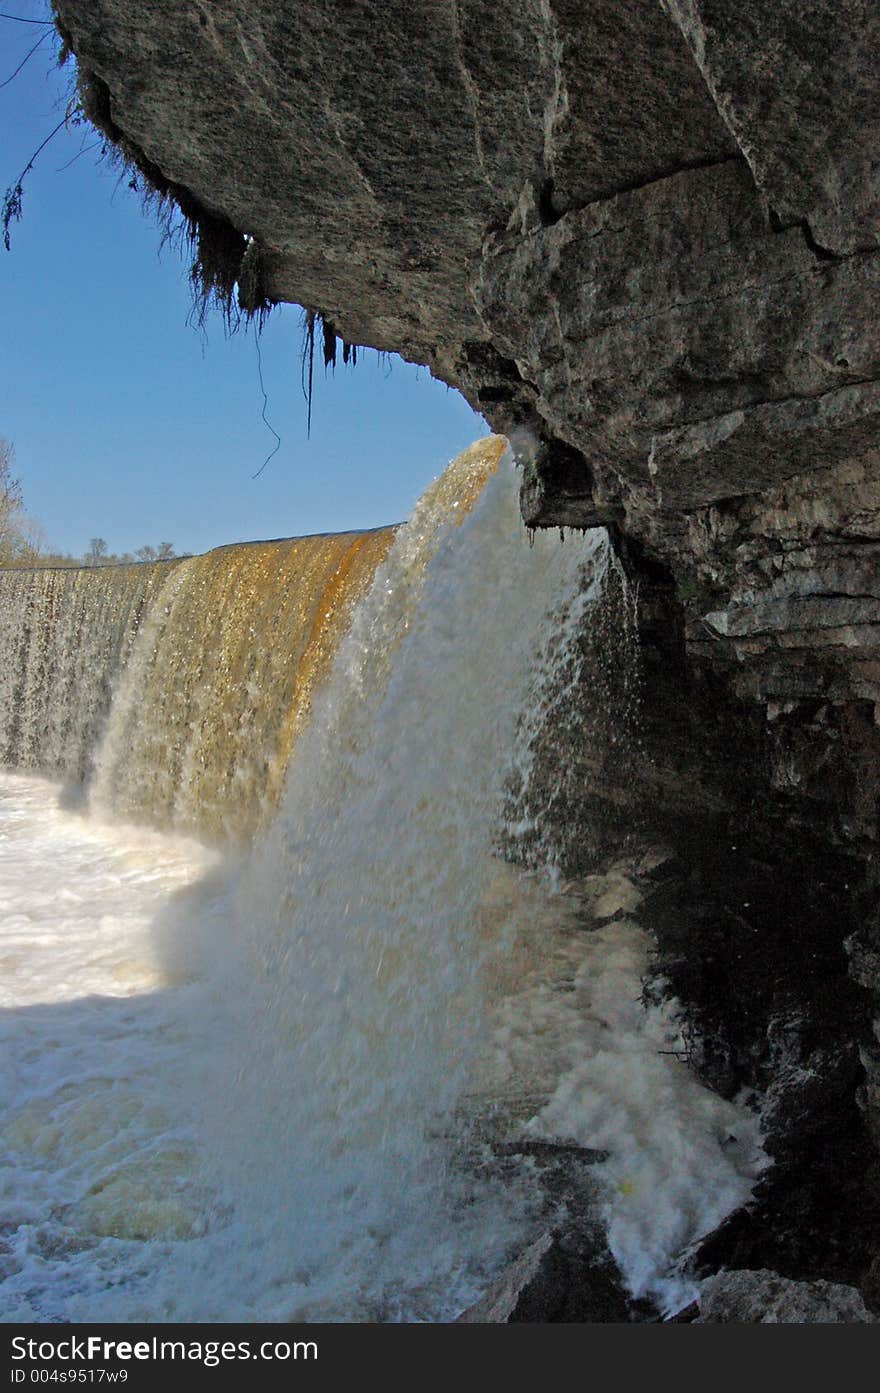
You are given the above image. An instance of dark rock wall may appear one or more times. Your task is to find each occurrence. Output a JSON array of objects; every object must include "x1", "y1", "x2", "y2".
[
  {"x1": 54, "y1": 0, "x2": 880, "y2": 1307},
  {"x1": 510, "y1": 548, "x2": 880, "y2": 1298}
]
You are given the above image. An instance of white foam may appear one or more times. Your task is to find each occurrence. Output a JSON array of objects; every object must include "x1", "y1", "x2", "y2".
[
  {"x1": 0, "y1": 773, "x2": 219, "y2": 1319},
  {"x1": 0, "y1": 773, "x2": 214, "y2": 1008},
  {"x1": 1, "y1": 458, "x2": 607, "y2": 1322},
  {"x1": 475, "y1": 912, "x2": 766, "y2": 1315}
]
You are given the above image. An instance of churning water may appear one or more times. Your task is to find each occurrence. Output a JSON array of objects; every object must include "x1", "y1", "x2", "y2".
[{"x1": 0, "y1": 440, "x2": 762, "y2": 1321}]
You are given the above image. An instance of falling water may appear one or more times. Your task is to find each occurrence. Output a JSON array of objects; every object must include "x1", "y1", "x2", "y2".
[
  {"x1": 0, "y1": 562, "x2": 177, "y2": 787},
  {"x1": 0, "y1": 438, "x2": 762, "y2": 1322},
  {"x1": 149, "y1": 440, "x2": 611, "y2": 1319},
  {"x1": 0, "y1": 538, "x2": 397, "y2": 843},
  {"x1": 90, "y1": 528, "x2": 396, "y2": 840}
]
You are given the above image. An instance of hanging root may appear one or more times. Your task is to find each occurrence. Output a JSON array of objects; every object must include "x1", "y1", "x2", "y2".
[
  {"x1": 63, "y1": 59, "x2": 367, "y2": 425},
  {"x1": 75, "y1": 66, "x2": 275, "y2": 329},
  {"x1": 300, "y1": 310, "x2": 362, "y2": 435}
]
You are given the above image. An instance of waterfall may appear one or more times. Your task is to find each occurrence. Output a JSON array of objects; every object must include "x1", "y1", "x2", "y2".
[
  {"x1": 0, "y1": 437, "x2": 762, "y2": 1322},
  {"x1": 90, "y1": 528, "x2": 396, "y2": 840},
  {"x1": 0, "y1": 443, "x2": 508, "y2": 843},
  {"x1": 152, "y1": 440, "x2": 608, "y2": 1318},
  {"x1": 0, "y1": 529, "x2": 398, "y2": 839},
  {"x1": 0, "y1": 561, "x2": 176, "y2": 787}
]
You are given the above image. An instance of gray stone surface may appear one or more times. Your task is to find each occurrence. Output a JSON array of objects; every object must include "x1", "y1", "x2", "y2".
[
  {"x1": 456, "y1": 1229, "x2": 633, "y2": 1323},
  {"x1": 697, "y1": 1269, "x2": 878, "y2": 1323},
  {"x1": 662, "y1": 1, "x2": 880, "y2": 254},
  {"x1": 53, "y1": 0, "x2": 732, "y2": 377},
  {"x1": 456, "y1": 1234, "x2": 554, "y2": 1322},
  {"x1": 478, "y1": 157, "x2": 880, "y2": 519}
]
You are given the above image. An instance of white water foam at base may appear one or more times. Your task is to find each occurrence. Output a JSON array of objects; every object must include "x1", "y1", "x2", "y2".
[
  {"x1": 0, "y1": 782, "x2": 763, "y2": 1321},
  {"x1": 471, "y1": 895, "x2": 766, "y2": 1315},
  {"x1": 0, "y1": 772, "x2": 220, "y2": 1319}
]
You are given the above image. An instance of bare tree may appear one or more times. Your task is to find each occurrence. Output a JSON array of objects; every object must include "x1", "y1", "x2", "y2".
[
  {"x1": 0, "y1": 435, "x2": 31, "y2": 565},
  {"x1": 1, "y1": 450, "x2": 179, "y2": 568},
  {"x1": 84, "y1": 537, "x2": 109, "y2": 566}
]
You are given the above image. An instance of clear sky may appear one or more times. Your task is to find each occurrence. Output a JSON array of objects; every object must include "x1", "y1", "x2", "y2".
[{"x1": 0, "y1": 7, "x2": 489, "y2": 556}]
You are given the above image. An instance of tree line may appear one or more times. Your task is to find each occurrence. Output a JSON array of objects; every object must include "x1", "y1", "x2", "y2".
[
  {"x1": 1, "y1": 435, "x2": 181, "y2": 568},
  {"x1": 78, "y1": 537, "x2": 178, "y2": 567}
]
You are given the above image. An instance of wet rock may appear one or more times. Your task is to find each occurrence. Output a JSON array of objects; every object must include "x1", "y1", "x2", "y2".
[
  {"x1": 456, "y1": 1233, "x2": 554, "y2": 1322},
  {"x1": 692, "y1": 1125, "x2": 880, "y2": 1300},
  {"x1": 457, "y1": 1132, "x2": 643, "y2": 1323},
  {"x1": 860, "y1": 1252, "x2": 880, "y2": 1314},
  {"x1": 456, "y1": 1230, "x2": 633, "y2": 1323},
  {"x1": 492, "y1": 1140, "x2": 609, "y2": 1166},
  {"x1": 635, "y1": 817, "x2": 880, "y2": 1294},
  {"x1": 696, "y1": 1269, "x2": 878, "y2": 1323}
]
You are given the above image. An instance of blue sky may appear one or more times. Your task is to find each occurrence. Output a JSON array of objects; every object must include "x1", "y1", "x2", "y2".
[{"x1": 0, "y1": 8, "x2": 488, "y2": 556}]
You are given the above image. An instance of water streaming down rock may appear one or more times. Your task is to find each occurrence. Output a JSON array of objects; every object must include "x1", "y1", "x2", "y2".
[
  {"x1": 0, "y1": 562, "x2": 178, "y2": 787},
  {"x1": 90, "y1": 528, "x2": 397, "y2": 840},
  {"x1": 0, "y1": 530, "x2": 399, "y2": 840}
]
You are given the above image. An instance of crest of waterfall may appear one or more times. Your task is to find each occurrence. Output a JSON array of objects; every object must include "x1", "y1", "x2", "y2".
[{"x1": 0, "y1": 530, "x2": 399, "y2": 839}]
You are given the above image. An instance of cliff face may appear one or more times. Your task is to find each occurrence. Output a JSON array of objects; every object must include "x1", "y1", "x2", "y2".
[
  {"x1": 52, "y1": 0, "x2": 880, "y2": 827},
  {"x1": 54, "y1": 0, "x2": 880, "y2": 1309}
]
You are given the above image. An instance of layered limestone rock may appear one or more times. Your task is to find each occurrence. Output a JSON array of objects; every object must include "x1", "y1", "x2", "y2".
[{"x1": 53, "y1": 0, "x2": 880, "y2": 1316}]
